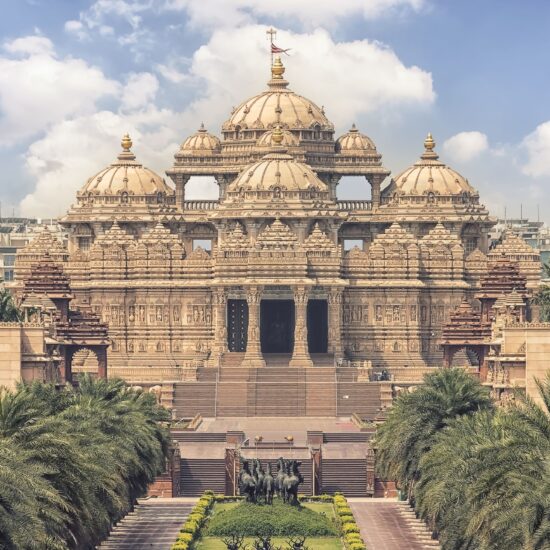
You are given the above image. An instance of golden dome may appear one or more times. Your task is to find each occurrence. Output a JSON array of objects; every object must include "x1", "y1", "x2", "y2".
[
  {"x1": 383, "y1": 133, "x2": 477, "y2": 197},
  {"x1": 227, "y1": 151, "x2": 328, "y2": 193},
  {"x1": 256, "y1": 127, "x2": 299, "y2": 148},
  {"x1": 79, "y1": 134, "x2": 174, "y2": 198},
  {"x1": 336, "y1": 124, "x2": 376, "y2": 154},
  {"x1": 179, "y1": 123, "x2": 221, "y2": 156},
  {"x1": 222, "y1": 57, "x2": 333, "y2": 133}
]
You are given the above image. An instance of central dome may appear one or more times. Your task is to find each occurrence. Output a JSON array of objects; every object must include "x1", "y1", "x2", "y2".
[
  {"x1": 227, "y1": 150, "x2": 328, "y2": 193},
  {"x1": 222, "y1": 57, "x2": 334, "y2": 134}
]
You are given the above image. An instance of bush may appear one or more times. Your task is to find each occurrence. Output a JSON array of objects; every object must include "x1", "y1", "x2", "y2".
[
  {"x1": 206, "y1": 499, "x2": 338, "y2": 537},
  {"x1": 342, "y1": 523, "x2": 360, "y2": 535}
]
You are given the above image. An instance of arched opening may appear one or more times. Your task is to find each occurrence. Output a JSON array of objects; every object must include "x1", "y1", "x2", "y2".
[
  {"x1": 185, "y1": 176, "x2": 219, "y2": 200},
  {"x1": 336, "y1": 176, "x2": 374, "y2": 201},
  {"x1": 71, "y1": 348, "x2": 100, "y2": 379}
]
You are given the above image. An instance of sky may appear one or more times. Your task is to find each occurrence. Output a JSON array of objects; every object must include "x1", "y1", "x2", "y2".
[{"x1": 0, "y1": 0, "x2": 549, "y2": 222}]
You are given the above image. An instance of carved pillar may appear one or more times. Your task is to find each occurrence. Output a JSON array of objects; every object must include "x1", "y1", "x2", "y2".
[
  {"x1": 330, "y1": 175, "x2": 341, "y2": 201},
  {"x1": 368, "y1": 174, "x2": 384, "y2": 208},
  {"x1": 216, "y1": 175, "x2": 228, "y2": 200},
  {"x1": 174, "y1": 175, "x2": 190, "y2": 210},
  {"x1": 290, "y1": 286, "x2": 313, "y2": 367},
  {"x1": 327, "y1": 287, "x2": 343, "y2": 360},
  {"x1": 208, "y1": 287, "x2": 227, "y2": 366},
  {"x1": 96, "y1": 347, "x2": 108, "y2": 379},
  {"x1": 242, "y1": 286, "x2": 266, "y2": 367}
]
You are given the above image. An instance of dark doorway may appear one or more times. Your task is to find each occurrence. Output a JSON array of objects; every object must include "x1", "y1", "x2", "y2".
[
  {"x1": 227, "y1": 299, "x2": 248, "y2": 352},
  {"x1": 308, "y1": 300, "x2": 328, "y2": 353},
  {"x1": 260, "y1": 300, "x2": 295, "y2": 353}
]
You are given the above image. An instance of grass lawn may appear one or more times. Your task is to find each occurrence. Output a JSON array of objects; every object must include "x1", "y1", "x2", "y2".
[{"x1": 195, "y1": 536, "x2": 343, "y2": 549}]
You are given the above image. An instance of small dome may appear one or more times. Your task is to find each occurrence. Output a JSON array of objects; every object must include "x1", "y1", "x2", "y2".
[
  {"x1": 383, "y1": 133, "x2": 477, "y2": 198},
  {"x1": 227, "y1": 150, "x2": 328, "y2": 193},
  {"x1": 336, "y1": 124, "x2": 376, "y2": 154},
  {"x1": 222, "y1": 57, "x2": 333, "y2": 133},
  {"x1": 179, "y1": 124, "x2": 221, "y2": 156},
  {"x1": 79, "y1": 134, "x2": 173, "y2": 198},
  {"x1": 257, "y1": 127, "x2": 299, "y2": 148}
]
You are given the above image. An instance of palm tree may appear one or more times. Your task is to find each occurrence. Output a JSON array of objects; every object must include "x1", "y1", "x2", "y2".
[
  {"x1": 533, "y1": 285, "x2": 550, "y2": 321},
  {"x1": 0, "y1": 288, "x2": 22, "y2": 322},
  {"x1": 0, "y1": 376, "x2": 171, "y2": 549},
  {"x1": 375, "y1": 368, "x2": 492, "y2": 498},
  {"x1": 415, "y1": 375, "x2": 550, "y2": 550}
]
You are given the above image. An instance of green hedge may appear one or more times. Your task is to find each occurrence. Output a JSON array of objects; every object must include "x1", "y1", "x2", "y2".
[
  {"x1": 206, "y1": 499, "x2": 338, "y2": 537},
  {"x1": 171, "y1": 490, "x2": 215, "y2": 550},
  {"x1": 333, "y1": 494, "x2": 367, "y2": 550}
]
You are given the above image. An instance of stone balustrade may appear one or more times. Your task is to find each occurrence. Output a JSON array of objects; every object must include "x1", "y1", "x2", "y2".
[
  {"x1": 183, "y1": 200, "x2": 219, "y2": 210},
  {"x1": 337, "y1": 200, "x2": 373, "y2": 211}
]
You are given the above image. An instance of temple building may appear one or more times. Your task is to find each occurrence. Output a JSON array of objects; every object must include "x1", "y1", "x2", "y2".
[{"x1": 14, "y1": 55, "x2": 541, "y2": 404}]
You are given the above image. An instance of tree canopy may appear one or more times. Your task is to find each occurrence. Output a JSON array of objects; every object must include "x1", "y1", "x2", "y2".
[
  {"x1": 375, "y1": 368, "x2": 550, "y2": 549},
  {"x1": 0, "y1": 376, "x2": 170, "y2": 549}
]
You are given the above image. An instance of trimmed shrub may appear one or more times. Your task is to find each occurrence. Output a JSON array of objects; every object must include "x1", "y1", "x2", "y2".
[
  {"x1": 206, "y1": 499, "x2": 337, "y2": 537},
  {"x1": 343, "y1": 523, "x2": 360, "y2": 535}
]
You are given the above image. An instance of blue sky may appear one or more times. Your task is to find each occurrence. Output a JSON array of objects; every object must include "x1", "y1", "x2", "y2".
[{"x1": 0, "y1": 0, "x2": 549, "y2": 221}]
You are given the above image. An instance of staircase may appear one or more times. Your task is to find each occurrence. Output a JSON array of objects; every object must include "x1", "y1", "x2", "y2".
[
  {"x1": 180, "y1": 458, "x2": 226, "y2": 496},
  {"x1": 172, "y1": 369, "x2": 216, "y2": 417},
  {"x1": 396, "y1": 501, "x2": 441, "y2": 548},
  {"x1": 97, "y1": 499, "x2": 194, "y2": 549},
  {"x1": 321, "y1": 458, "x2": 368, "y2": 496}
]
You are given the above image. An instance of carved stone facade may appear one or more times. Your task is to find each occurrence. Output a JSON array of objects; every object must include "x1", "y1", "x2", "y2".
[{"x1": 14, "y1": 57, "x2": 541, "y2": 381}]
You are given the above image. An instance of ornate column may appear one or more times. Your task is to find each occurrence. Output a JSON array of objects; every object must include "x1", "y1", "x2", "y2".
[
  {"x1": 367, "y1": 174, "x2": 384, "y2": 208},
  {"x1": 96, "y1": 347, "x2": 108, "y2": 379},
  {"x1": 290, "y1": 286, "x2": 313, "y2": 367},
  {"x1": 216, "y1": 175, "x2": 228, "y2": 200},
  {"x1": 208, "y1": 287, "x2": 227, "y2": 366},
  {"x1": 327, "y1": 287, "x2": 343, "y2": 360},
  {"x1": 174, "y1": 175, "x2": 190, "y2": 210},
  {"x1": 242, "y1": 286, "x2": 266, "y2": 368}
]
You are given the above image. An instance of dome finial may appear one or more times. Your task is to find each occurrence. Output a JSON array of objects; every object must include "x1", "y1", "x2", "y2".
[
  {"x1": 350, "y1": 123, "x2": 358, "y2": 132},
  {"x1": 121, "y1": 133, "x2": 133, "y2": 152},
  {"x1": 118, "y1": 133, "x2": 136, "y2": 162},
  {"x1": 272, "y1": 56, "x2": 285, "y2": 80},
  {"x1": 272, "y1": 125, "x2": 284, "y2": 145},
  {"x1": 199, "y1": 122, "x2": 206, "y2": 132},
  {"x1": 421, "y1": 132, "x2": 439, "y2": 161},
  {"x1": 424, "y1": 132, "x2": 435, "y2": 152}
]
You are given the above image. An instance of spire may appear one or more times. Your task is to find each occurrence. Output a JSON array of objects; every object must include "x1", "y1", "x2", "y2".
[
  {"x1": 268, "y1": 56, "x2": 289, "y2": 90},
  {"x1": 420, "y1": 132, "x2": 439, "y2": 161},
  {"x1": 118, "y1": 133, "x2": 136, "y2": 162}
]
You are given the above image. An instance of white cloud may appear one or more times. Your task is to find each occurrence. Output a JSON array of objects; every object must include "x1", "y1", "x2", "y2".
[
  {"x1": 0, "y1": 35, "x2": 120, "y2": 145},
  {"x1": 156, "y1": 62, "x2": 187, "y2": 83},
  {"x1": 521, "y1": 121, "x2": 550, "y2": 178},
  {"x1": 122, "y1": 72, "x2": 159, "y2": 110},
  {"x1": 442, "y1": 131, "x2": 489, "y2": 162},
  {"x1": 64, "y1": 20, "x2": 88, "y2": 40},
  {"x1": 4, "y1": 35, "x2": 54, "y2": 56},
  {"x1": 182, "y1": 26, "x2": 434, "y2": 129},
  {"x1": 166, "y1": 0, "x2": 426, "y2": 29}
]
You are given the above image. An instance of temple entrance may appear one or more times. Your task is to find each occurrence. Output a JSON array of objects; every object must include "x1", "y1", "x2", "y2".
[
  {"x1": 260, "y1": 300, "x2": 295, "y2": 353},
  {"x1": 307, "y1": 300, "x2": 328, "y2": 353},
  {"x1": 227, "y1": 299, "x2": 248, "y2": 352}
]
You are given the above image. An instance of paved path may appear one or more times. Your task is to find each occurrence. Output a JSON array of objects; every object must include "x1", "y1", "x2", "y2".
[
  {"x1": 349, "y1": 499, "x2": 440, "y2": 550},
  {"x1": 97, "y1": 498, "x2": 195, "y2": 549}
]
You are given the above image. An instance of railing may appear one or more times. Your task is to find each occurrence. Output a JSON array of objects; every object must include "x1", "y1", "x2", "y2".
[
  {"x1": 337, "y1": 200, "x2": 373, "y2": 211},
  {"x1": 182, "y1": 200, "x2": 219, "y2": 210}
]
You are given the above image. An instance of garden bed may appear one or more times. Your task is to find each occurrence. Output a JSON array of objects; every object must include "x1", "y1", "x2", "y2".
[{"x1": 170, "y1": 492, "x2": 366, "y2": 550}]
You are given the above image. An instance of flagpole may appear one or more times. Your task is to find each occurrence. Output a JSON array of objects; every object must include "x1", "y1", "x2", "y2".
[{"x1": 266, "y1": 27, "x2": 276, "y2": 67}]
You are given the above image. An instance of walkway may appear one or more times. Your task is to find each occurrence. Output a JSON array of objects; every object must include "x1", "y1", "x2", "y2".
[
  {"x1": 96, "y1": 498, "x2": 195, "y2": 549},
  {"x1": 349, "y1": 499, "x2": 440, "y2": 550}
]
